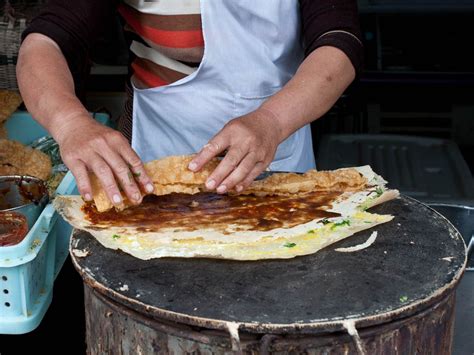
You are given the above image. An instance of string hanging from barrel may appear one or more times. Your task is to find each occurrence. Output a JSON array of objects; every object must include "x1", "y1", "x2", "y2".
[{"x1": 343, "y1": 320, "x2": 367, "y2": 355}]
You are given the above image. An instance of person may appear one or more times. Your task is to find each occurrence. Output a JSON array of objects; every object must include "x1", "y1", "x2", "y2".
[{"x1": 17, "y1": 0, "x2": 363, "y2": 207}]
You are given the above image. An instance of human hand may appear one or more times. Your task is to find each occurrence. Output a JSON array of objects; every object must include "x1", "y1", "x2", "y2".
[
  {"x1": 55, "y1": 115, "x2": 154, "y2": 205},
  {"x1": 188, "y1": 108, "x2": 283, "y2": 193}
]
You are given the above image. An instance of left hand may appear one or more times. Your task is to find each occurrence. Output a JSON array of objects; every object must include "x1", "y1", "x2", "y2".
[{"x1": 188, "y1": 108, "x2": 283, "y2": 193}]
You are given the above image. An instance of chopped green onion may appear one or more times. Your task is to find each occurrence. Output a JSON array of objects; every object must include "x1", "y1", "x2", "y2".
[
  {"x1": 375, "y1": 187, "x2": 384, "y2": 197},
  {"x1": 307, "y1": 230, "x2": 315, "y2": 234},
  {"x1": 331, "y1": 219, "x2": 351, "y2": 230},
  {"x1": 360, "y1": 187, "x2": 385, "y2": 211},
  {"x1": 399, "y1": 295, "x2": 408, "y2": 303},
  {"x1": 321, "y1": 219, "x2": 331, "y2": 225},
  {"x1": 112, "y1": 234, "x2": 121, "y2": 239},
  {"x1": 283, "y1": 242, "x2": 297, "y2": 248}
]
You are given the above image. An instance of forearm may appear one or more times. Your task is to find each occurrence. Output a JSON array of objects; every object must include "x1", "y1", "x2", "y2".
[
  {"x1": 17, "y1": 33, "x2": 153, "y2": 204},
  {"x1": 16, "y1": 33, "x2": 91, "y2": 144},
  {"x1": 261, "y1": 46, "x2": 356, "y2": 142}
]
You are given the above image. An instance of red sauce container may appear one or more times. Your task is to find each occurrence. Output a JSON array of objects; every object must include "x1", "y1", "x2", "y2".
[{"x1": 0, "y1": 211, "x2": 29, "y2": 247}]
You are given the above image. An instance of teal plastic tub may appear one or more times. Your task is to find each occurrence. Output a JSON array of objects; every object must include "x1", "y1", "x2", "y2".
[{"x1": 0, "y1": 111, "x2": 110, "y2": 334}]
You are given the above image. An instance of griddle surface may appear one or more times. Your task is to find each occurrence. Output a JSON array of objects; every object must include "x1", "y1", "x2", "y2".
[{"x1": 72, "y1": 196, "x2": 466, "y2": 328}]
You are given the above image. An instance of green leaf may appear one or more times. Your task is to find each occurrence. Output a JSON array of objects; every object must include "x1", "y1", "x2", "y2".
[
  {"x1": 399, "y1": 295, "x2": 408, "y2": 303},
  {"x1": 307, "y1": 230, "x2": 315, "y2": 234},
  {"x1": 112, "y1": 234, "x2": 121, "y2": 239},
  {"x1": 283, "y1": 242, "x2": 297, "y2": 248},
  {"x1": 321, "y1": 219, "x2": 331, "y2": 225}
]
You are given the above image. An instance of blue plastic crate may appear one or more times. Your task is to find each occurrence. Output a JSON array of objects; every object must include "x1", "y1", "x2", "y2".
[{"x1": 0, "y1": 111, "x2": 110, "y2": 334}]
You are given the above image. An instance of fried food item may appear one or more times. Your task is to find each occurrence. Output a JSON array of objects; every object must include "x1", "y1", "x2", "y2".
[
  {"x1": 0, "y1": 123, "x2": 7, "y2": 139},
  {"x1": 144, "y1": 155, "x2": 220, "y2": 185},
  {"x1": 0, "y1": 139, "x2": 52, "y2": 180},
  {"x1": 0, "y1": 90, "x2": 22, "y2": 123},
  {"x1": 242, "y1": 168, "x2": 367, "y2": 196},
  {"x1": 91, "y1": 154, "x2": 370, "y2": 213},
  {"x1": 91, "y1": 155, "x2": 220, "y2": 212}
]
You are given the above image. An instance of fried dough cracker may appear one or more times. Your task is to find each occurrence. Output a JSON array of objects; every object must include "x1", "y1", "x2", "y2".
[
  {"x1": 0, "y1": 139, "x2": 52, "y2": 180},
  {"x1": 91, "y1": 155, "x2": 369, "y2": 213},
  {"x1": 91, "y1": 155, "x2": 220, "y2": 212},
  {"x1": 242, "y1": 168, "x2": 367, "y2": 196},
  {"x1": 0, "y1": 90, "x2": 22, "y2": 123},
  {"x1": 0, "y1": 124, "x2": 7, "y2": 139},
  {"x1": 145, "y1": 155, "x2": 220, "y2": 185}
]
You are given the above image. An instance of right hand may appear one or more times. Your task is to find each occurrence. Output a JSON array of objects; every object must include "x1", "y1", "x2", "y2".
[{"x1": 55, "y1": 115, "x2": 154, "y2": 206}]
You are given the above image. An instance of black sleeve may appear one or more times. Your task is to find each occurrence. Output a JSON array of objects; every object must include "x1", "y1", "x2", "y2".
[
  {"x1": 21, "y1": 0, "x2": 118, "y2": 88},
  {"x1": 299, "y1": 0, "x2": 364, "y2": 75}
]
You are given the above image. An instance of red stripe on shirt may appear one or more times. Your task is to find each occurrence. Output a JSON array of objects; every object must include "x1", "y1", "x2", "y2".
[
  {"x1": 131, "y1": 61, "x2": 169, "y2": 88},
  {"x1": 119, "y1": 5, "x2": 204, "y2": 48}
]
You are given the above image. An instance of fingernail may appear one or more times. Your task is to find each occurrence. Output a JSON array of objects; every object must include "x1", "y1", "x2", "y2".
[
  {"x1": 188, "y1": 161, "x2": 197, "y2": 171},
  {"x1": 133, "y1": 192, "x2": 141, "y2": 201},
  {"x1": 236, "y1": 185, "x2": 243, "y2": 193},
  {"x1": 216, "y1": 185, "x2": 227, "y2": 193},
  {"x1": 113, "y1": 194, "x2": 122, "y2": 204},
  {"x1": 206, "y1": 179, "x2": 216, "y2": 189},
  {"x1": 145, "y1": 183, "x2": 154, "y2": 193},
  {"x1": 84, "y1": 193, "x2": 92, "y2": 201}
]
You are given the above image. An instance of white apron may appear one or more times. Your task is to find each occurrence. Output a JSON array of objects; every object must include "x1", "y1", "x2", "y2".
[{"x1": 131, "y1": 0, "x2": 316, "y2": 172}]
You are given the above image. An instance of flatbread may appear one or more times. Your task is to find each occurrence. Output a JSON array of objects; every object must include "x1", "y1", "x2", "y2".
[
  {"x1": 55, "y1": 166, "x2": 399, "y2": 261},
  {"x1": 0, "y1": 90, "x2": 22, "y2": 123},
  {"x1": 0, "y1": 139, "x2": 52, "y2": 180}
]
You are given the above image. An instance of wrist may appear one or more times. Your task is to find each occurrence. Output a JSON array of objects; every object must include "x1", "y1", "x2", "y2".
[
  {"x1": 256, "y1": 107, "x2": 287, "y2": 143},
  {"x1": 49, "y1": 111, "x2": 95, "y2": 145}
]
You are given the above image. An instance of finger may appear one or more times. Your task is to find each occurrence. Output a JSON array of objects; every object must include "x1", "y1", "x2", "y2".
[
  {"x1": 218, "y1": 152, "x2": 258, "y2": 192},
  {"x1": 109, "y1": 133, "x2": 154, "y2": 194},
  {"x1": 89, "y1": 154, "x2": 123, "y2": 206},
  {"x1": 188, "y1": 134, "x2": 229, "y2": 172},
  {"x1": 236, "y1": 161, "x2": 268, "y2": 192},
  {"x1": 123, "y1": 152, "x2": 154, "y2": 194},
  {"x1": 208, "y1": 146, "x2": 247, "y2": 193},
  {"x1": 69, "y1": 160, "x2": 93, "y2": 201},
  {"x1": 99, "y1": 145, "x2": 142, "y2": 204}
]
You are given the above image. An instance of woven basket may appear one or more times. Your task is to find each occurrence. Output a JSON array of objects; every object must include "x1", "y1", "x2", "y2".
[{"x1": 0, "y1": 0, "x2": 45, "y2": 90}]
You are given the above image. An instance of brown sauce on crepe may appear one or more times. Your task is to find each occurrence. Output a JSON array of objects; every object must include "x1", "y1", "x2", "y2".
[{"x1": 82, "y1": 192, "x2": 341, "y2": 233}]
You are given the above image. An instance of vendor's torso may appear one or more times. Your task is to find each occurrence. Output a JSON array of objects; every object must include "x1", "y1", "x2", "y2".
[{"x1": 120, "y1": 0, "x2": 316, "y2": 172}]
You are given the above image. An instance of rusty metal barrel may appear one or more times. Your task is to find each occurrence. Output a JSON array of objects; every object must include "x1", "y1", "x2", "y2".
[{"x1": 71, "y1": 196, "x2": 467, "y2": 354}]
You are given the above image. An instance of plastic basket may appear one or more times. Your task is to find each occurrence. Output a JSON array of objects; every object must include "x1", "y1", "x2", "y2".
[{"x1": 0, "y1": 111, "x2": 110, "y2": 334}]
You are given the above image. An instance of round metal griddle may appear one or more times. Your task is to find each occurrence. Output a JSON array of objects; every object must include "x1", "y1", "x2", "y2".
[{"x1": 71, "y1": 196, "x2": 466, "y2": 333}]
